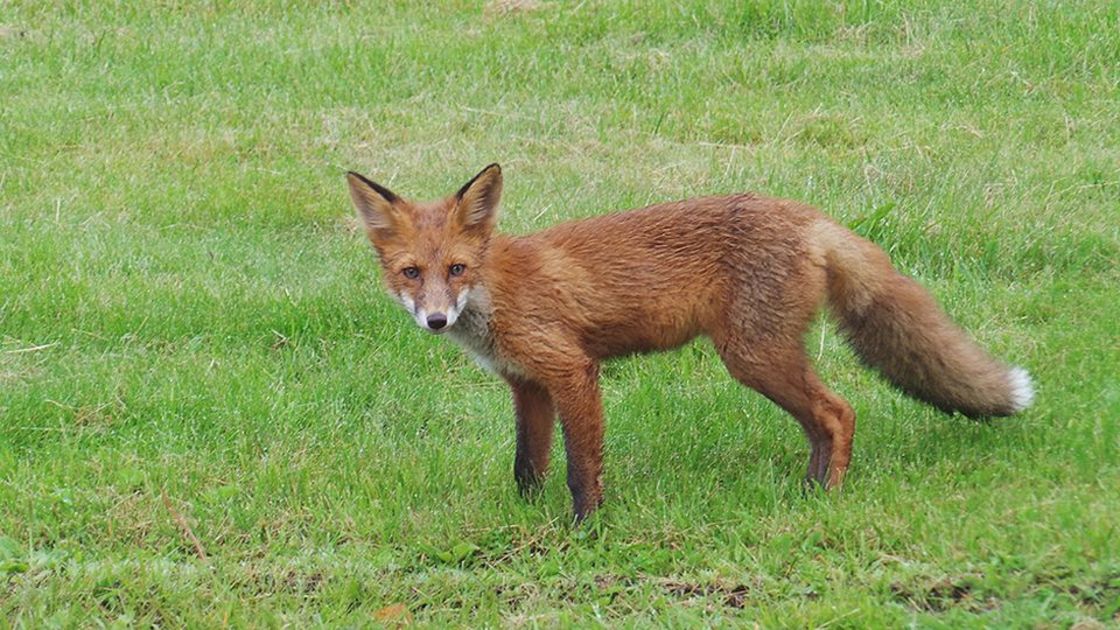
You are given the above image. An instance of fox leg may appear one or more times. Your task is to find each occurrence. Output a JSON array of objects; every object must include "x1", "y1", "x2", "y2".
[
  {"x1": 533, "y1": 359, "x2": 605, "y2": 521},
  {"x1": 715, "y1": 341, "x2": 856, "y2": 488},
  {"x1": 507, "y1": 378, "x2": 556, "y2": 495}
]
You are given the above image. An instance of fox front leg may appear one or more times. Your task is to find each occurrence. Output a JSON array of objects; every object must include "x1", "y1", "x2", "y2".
[
  {"x1": 507, "y1": 378, "x2": 556, "y2": 496},
  {"x1": 543, "y1": 362, "x2": 605, "y2": 522}
]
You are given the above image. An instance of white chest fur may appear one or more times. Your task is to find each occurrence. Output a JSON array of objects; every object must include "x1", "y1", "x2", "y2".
[{"x1": 445, "y1": 288, "x2": 525, "y2": 378}]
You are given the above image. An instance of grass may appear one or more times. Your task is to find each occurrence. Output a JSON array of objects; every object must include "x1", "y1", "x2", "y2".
[{"x1": 2, "y1": 0, "x2": 1118, "y2": 626}]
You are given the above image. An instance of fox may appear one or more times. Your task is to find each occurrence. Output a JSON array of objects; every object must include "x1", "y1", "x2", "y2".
[{"x1": 346, "y1": 163, "x2": 1034, "y2": 521}]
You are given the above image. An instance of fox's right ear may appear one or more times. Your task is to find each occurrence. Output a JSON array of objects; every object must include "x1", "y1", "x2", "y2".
[{"x1": 347, "y1": 171, "x2": 401, "y2": 232}]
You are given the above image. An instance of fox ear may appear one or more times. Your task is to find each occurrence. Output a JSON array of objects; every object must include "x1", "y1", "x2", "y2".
[
  {"x1": 454, "y1": 163, "x2": 502, "y2": 231},
  {"x1": 347, "y1": 171, "x2": 401, "y2": 232}
]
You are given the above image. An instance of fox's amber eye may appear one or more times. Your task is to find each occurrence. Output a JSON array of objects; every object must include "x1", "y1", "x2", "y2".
[
  {"x1": 402, "y1": 266, "x2": 420, "y2": 279},
  {"x1": 449, "y1": 263, "x2": 466, "y2": 277}
]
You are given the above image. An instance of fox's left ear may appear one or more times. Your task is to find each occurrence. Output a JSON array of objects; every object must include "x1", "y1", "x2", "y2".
[{"x1": 454, "y1": 163, "x2": 502, "y2": 232}]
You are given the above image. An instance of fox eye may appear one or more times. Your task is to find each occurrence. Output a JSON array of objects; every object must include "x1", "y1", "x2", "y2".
[
  {"x1": 449, "y1": 263, "x2": 466, "y2": 277},
  {"x1": 402, "y1": 266, "x2": 420, "y2": 279}
]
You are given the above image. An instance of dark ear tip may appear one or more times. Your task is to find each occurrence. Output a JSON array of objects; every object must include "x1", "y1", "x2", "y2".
[
  {"x1": 346, "y1": 171, "x2": 400, "y2": 203},
  {"x1": 456, "y1": 163, "x2": 503, "y2": 200}
]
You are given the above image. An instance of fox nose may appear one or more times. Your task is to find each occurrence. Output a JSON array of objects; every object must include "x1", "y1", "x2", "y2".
[{"x1": 426, "y1": 313, "x2": 448, "y2": 330}]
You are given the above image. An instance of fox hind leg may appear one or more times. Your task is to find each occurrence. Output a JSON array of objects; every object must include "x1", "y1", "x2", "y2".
[{"x1": 715, "y1": 340, "x2": 856, "y2": 489}]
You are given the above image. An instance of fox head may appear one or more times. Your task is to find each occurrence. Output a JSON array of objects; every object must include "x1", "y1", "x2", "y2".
[{"x1": 346, "y1": 164, "x2": 502, "y2": 334}]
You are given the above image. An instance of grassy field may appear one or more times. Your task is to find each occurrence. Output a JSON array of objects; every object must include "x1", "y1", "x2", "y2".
[{"x1": 2, "y1": 1, "x2": 1118, "y2": 626}]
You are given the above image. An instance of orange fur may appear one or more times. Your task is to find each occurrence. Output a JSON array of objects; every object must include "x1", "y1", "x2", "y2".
[{"x1": 347, "y1": 165, "x2": 1033, "y2": 521}]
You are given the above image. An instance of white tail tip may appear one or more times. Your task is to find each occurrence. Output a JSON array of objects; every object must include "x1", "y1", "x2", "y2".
[{"x1": 1008, "y1": 367, "x2": 1035, "y2": 412}]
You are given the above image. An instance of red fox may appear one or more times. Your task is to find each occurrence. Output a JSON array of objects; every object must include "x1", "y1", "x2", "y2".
[{"x1": 346, "y1": 164, "x2": 1034, "y2": 521}]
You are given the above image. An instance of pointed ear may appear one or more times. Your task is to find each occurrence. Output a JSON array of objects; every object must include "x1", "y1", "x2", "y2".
[
  {"x1": 347, "y1": 171, "x2": 401, "y2": 232},
  {"x1": 454, "y1": 163, "x2": 502, "y2": 231}
]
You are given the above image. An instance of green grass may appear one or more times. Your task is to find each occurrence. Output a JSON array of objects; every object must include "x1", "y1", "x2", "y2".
[{"x1": 2, "y1": 0, "x2": 1118, "y2": 626}]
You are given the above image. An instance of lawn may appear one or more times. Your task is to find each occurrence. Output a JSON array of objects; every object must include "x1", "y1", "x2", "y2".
[{"x1": 2, "y1": 1, "x2": 1118, "y2": 626}]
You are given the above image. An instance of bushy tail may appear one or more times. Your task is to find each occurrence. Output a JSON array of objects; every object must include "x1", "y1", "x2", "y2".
[{"x1": 812, "y1": 222, "x2": 1033, "y2": 417}]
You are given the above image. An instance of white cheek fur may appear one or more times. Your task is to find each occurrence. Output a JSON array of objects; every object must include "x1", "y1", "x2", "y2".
[
  {"x1": 445, "y1": 287, "x2": 471, "y2": 327},
  {"x1": 396, "y1": 291, "x2": 429, "y2": 329},
  {"x1": 396, "y1": 287, "x2": 473, "y2": 332},
  {"x1": 396, "y1": 292, "x2": 416, "y2": 315}
]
